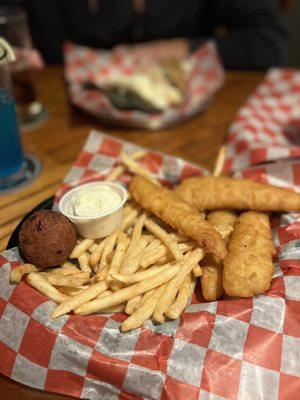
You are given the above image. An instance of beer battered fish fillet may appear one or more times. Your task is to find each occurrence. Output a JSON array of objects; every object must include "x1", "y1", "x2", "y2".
[
  {"x1": 201, "y1": 211, "x2": 237, "y2": 301},
  {"x1": 223, "y1": 212, "x2": 276, "y2": 297},
  {"x1": 207, "y1": 210, "x2": 237, "y2": 242},
  {"x1": 201, "y1": 254, "x2": 224, "y2": 302},
  {"x1": 176, "y1": 176, "x2": 300, "y2": 212},
  {"x1": 130, "y1": 176, "x2": 227, "y2": 260}
]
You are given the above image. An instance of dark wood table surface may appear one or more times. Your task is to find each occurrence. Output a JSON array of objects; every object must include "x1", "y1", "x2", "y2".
[{"x1": 0, "y1": 66, "x2": 264, "y2": 399}]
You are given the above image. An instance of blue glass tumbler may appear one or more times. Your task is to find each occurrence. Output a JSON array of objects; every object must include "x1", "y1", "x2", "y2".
[{"x1": 0, "y1": 39, "x2": 26, "y2": 190}]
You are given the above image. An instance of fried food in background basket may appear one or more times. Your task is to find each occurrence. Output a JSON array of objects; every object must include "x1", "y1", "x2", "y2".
[{"x1": 84, "y1": 58, "x2": 190, "y2": 113}]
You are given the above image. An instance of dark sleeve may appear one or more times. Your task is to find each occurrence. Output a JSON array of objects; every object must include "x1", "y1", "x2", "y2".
[
  {"x1": 25, "y1": 0, "x2": 64, "y2": 63},
  {"x1": 192, "y1": 0, "x2": 288, "y2": 70},
  {"x1": 0, "y1": 0, "x2": 64, "y2": 63}
]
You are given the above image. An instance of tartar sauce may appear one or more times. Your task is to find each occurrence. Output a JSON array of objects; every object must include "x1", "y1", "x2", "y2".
[{"x1": 68, "y1": 186, "x2": 122, "y2": 217}]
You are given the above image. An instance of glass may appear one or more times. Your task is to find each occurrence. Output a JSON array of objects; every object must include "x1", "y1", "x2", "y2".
[
  {"x1": 0, "y1": 39, "x2": 27, "y2": 190},
  {"x1": 0, "y1": 6, "x2": 47, "y2": 130}
]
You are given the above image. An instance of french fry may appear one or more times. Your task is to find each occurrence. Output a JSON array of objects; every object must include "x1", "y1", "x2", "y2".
[
  {"x1": 51, "y1": 280, "x2": 109, "y2": 318},
  {"x1": 141, "y1": 240, "x2": 196, "y2": 269},
  {"x1": 165, "y1": 273, "x2": 196, "y2": 319},
  {"x1": 125, "y1": 294, "x2": 143, "y2": 315},
  {"x1": 192, "y1": 265, "x2": 202, "y2": 277},
  {"x1": 140, "y1": 246, "x2": 173, "y2": 269},
  {"x1": 107, "y1": 232, "x2": 128, "y2": 283},
  {"x1": 106, "y1": 249, "x2": 114, "y2": 264},
  {"x1": 107, "y1": 149, "x2": 147, "y2": 184},
  {"x1": 74, "y1": 264, "x2": 181, "y2": 315},
  {"x1": 105, "y1": 165, "x2": 125, "y2": 182},
  {"x1": 41, "y1": 273, "x2": 90, "y2": 288},
  {"x1": 46, "y1": 267, "x2": 79, "y2": 276},
  {"x1": 123, "y1": 203, "x2": 134, "y2": 216},
  {"x1": 78, "y1": 253, "x2": 92, "y2": 272},
  {"x1": 121, "y1": 209, "x2": 139, "y2": 232},
  {"x1": 72, "y1": 272, "x2": 92, "y2": 278},
  {"x1": 88, "y1": 243, "x2": 98, "y2": 253},
  {"x1": 70, "y1": 239, "x2": 94, "y2": 258},
  {"x1": 141, "y1": 234, "x2": 156, "y2": 243},
  {"x1": 144, "y1": 219, "x2": 183, "y2": 261},
  {"x1": 99, "y1": 303, "x2": 126, "y2": 313},
  {"x1": 153, "y1": 249, "x2": 205, "y2": 322},
  {"x1": 155, "y1": 254, "x2": 174, "y2": 266},
  {"x1": 90, "y1": 274, "x2": 98, "y2": 284},
  {"x1": 120, "y1": 239, "x2": 148, "y2": 275},
  {"x1": 121, "y1": 284, "x2": 166, "y2": 332},
  {"x1": 144, "y1": 242, "x2": 194, "y2": 259},
  {"x1": 150, "y1": 216, "x2": 173, "y2": 229},
  {"x1": 120, "y1": 214, "x2": 147, "y2": 274},
  {"x1": 130, "y1": 150, "x2": 147, "y2": 160},
  {"x1": 96, "y1": 232, "x2": 118, "y2": 278},
  {"x1": 126, "y1": 227, "x2": 133, "y2": 236},
  {"x1": 143, "y1": 239, "x2": 162, "y2": 256},
  {"x1": 140, "y1": 245, "x2": 167, "y2": 268},
  {"x1": 27, "y1": 272, "x2": 68, "y2": 304},
  {"x1": 96, "y1": 265, "x2": 110, "y2": 281},
  {"x1": 168, "y1": 232, "x2": 190, "y2": 243},
  {"x1": 58, "y1": 286, "x2": 89, "y2": 297},
  {"x1": 124, "y1": 214, "x2": 147, "y2": 258},
  {"x1": 89, "y1": 238, "x2": 109, "y2": 269},
  {"x1": 120, "y1": 208, "x2": 140, "y2": 232},
  {"x1": 111, "y1": 263, "x2": 172, "y2": 284},
  {"x1": 9, "y1": 263, "x2": 39, "y2": 284},
  {"x1": 181, "y1": 242, "x2": 197, "y2": 252},
  {"x1": 96, "y1": 289, "x2": 113, "y2": 299},
  {"x1": 106, "y1": 149, "x2": 152, "y2": 183},
  {"x1": 61, "y1": 261, "x2": 78, "y2": 269},
  {"x1": 111, "y1": 281, "x2": 123, "y2": 292},
  {"x1": 138, "y1": 288, "x2": 157, "y2": 307},
  {"x1": 213, "y1": 146, "x2": 226, "y2": 177},
  {"x1": 121, "y1": 151, "x2": 159, "y2": 185},
  {"x1": 42, "y1": 271, "x2": 90, "y2": 278}
]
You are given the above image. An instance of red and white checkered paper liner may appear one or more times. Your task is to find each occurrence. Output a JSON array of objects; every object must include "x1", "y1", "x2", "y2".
[
  {"x1": 1, "y1": 131, "x2": 300, "y2": 399},
  {"x1": 64, "y1": 41, "x2": 224, "y2": 128},
  {"x1": 224, "y1": 68, "x2": 300, "y2": 173}
]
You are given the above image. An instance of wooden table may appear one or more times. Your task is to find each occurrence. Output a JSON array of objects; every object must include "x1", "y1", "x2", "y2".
[{"x1": 0, "y1": 66, "x2": 263, "y2": 399}]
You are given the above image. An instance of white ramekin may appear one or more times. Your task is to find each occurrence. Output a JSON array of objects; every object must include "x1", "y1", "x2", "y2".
[{"x1": 58, "y1": 182, "x2": 127, "y2": 239}]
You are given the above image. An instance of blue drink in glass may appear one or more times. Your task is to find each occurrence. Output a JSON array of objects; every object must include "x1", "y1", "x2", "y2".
[
  {"x1": 0, "y1": 42, "x2": 26, "y2": 190},
  {"x1": 0, "y1": 92, "x2": 24, "y2": 175}
]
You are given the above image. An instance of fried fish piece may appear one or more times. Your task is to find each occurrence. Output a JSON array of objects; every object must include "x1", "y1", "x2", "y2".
[
  {"x1": 201, "y1": 254, "x2": 224, "y2": 301},
  {"x1": 176, "y1": 176, "x2": 300, "y2": 212},
  {"x1": 201, "y1": 211, "x2": 237, "y2": 301},
  {"x1": 129, "y1": 176, "x2": 227, "y2": 260},
  {"x1": 223, "y1": 212, "x2": 276, "y2": 297},
  {"x1": 207, "y1": 210, "x2": 237, "y2": 243}
]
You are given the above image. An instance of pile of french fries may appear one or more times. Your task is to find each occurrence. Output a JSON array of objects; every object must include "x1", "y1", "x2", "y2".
[
  {"x1": 11, "y1": 204, "x2": 206, "y2": 332},
  {"x1": 10, "y1": 150, "x2": 212, "y2": 332}
]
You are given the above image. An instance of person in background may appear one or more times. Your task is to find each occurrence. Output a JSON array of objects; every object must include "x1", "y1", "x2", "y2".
[{"x1": 1, "y1": 0, "x2": 288, "y2": 70}]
